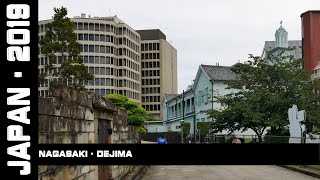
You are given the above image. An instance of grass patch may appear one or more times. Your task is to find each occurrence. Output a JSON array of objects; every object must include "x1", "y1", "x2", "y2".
[{"x1": 306, "y1": 165, "x2": 320, "y2": 170}]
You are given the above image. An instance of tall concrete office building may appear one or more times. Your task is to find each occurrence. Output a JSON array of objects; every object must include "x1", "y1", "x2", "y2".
[
  {"x1": 137, "y1": 29, "x2": 177, "y2": 120},
  {"x1": 38, "y1": 14, "x2": 142, "y2": 103}
]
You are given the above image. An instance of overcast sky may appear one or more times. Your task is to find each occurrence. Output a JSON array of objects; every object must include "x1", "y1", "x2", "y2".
[{"x1": 39, "y1": 0, "x2": 319, "y2": 93}]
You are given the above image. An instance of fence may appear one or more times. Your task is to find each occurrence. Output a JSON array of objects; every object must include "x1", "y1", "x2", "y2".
[
  {"x1": 142, "y1": 132, "x2": 181, "y2": 144},
  {"x1": 201, "y1": 134, "x2": 310, "y2": 144}
]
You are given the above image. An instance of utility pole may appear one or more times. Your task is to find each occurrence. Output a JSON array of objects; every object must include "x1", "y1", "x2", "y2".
[{"x1": 181, "y1": 90, "x2": 185, "y2": 144}]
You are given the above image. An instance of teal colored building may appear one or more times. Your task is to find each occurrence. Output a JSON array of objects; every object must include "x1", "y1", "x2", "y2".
[{"x1": 162, "y1": 64, "x2": 239, "y2": 136}]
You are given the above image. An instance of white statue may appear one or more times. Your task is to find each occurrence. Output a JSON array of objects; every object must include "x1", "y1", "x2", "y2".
[{"x1": 288, "y1": 105, "x2": 305, "y2": 143}]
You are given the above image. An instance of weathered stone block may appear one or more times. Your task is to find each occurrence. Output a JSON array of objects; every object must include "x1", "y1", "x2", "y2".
[
  {"x1": 63, "y1": 165, "x2": 78, "y2": 180},
  {"x1": 38, "y1": 98, "x2": 52, "y2": 115},
  {"x1": 38, "y1": 134, "x2": 49, "y2": 144},
  {"x1": 84, "y1": 108, "x2": 94, "y2": 120},
  {"x1": 79, "y1": 165, "x2": 90, "y2": 175},
  {"x1": 38, "y1": 115, "x2": 49, "y2": 132},
  {"x1": 77, "y1": 133, "x2": 89, "y2": 143},
  {"x1": 88, "y1": 132, "x2": 95, "y2": 143},
  {"x1": 87, "y1": 121, "x2": 94, "y2": 132},
  {"x1": 38, "y1": 165, "x2": 48, "y2": 174}
]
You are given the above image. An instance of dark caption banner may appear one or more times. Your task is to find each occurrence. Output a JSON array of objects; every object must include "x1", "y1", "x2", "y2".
[
  {"x1": 38, "y1": 144, "x2": 320, "y2": 165},
  {"x1": 1, "y1": 0, "x2": 38, "y2": 179}
]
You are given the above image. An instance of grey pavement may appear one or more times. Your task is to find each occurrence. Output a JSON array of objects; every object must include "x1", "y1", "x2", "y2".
[{"x1": 141, "y1": 165, "x2": 319, "y2": 180}]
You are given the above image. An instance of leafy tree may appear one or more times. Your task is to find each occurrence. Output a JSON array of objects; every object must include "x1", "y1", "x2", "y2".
[
  {"x1": 208, "y1": 52, "x2": 320, "y2": 142},
  {"x1": 106, "y1": 94, "x2": 147, "y2": 128},
  {"x1": 182, "y1": 122, "x2": 190, "y2": 140},
  {"x1": 39, "y1": 6, "x2": 93, "y2": 90}
]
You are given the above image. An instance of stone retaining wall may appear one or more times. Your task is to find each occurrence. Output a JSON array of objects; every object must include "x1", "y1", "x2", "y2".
[{"x1": 38, "y1": 83, "x2": 141, "y2": 180}]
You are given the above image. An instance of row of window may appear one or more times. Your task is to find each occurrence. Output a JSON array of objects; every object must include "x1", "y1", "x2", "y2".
[
  {"x1": 78, "y1": 33, "x2": 115, "y2": 43},
  {"x1": 167, "y1": 98, "x2": 194, "y2": 113},
  {"x1": 142, "y1": 87, "x2": 160, "y2": 94},
  {"x1": 76, "y1": 22, "x2": 139, "y2": 42},
  {"x1": 142, "y1": 70, "x2": 160, "y2": 77},
  {"x1": 141, "y1": 53, "x2": 160, "y2": 60},
  {"x1": 89, "y1": 88, "x2": 139, "y2": 100},
  {"x1": 142, "y1": 78, "x2": 160, "y2": 86},
  {"x1": 39, "y1": 66, "x2": 139, "y2": 83},
  {"x1": 88, "y1": 67, "x2": 139, "y2": 81},
  {"x1": 117, "y1": 79, "x2": 140, "y2": 90},
  {"x1": 142, "y1": 104, "x2": 160, "y2": 112},
  {"x1": 141, "y1": 61, "x2": 160, "y2": 69},
  {"x1": 39, "y1": 22, "x2": 140, "y2": 43},
  {"x1": 87, "y1": 78, "x2": 139, "y2": 91},
  {"x1": 80, "y1": 44, "x2": 140, "y2": 62},
  {"x1": 141, "y1": 43, "x2": 160, "y2": 51},
  {"x1": 87, "y1": 78, "x2": 114, "y2": 86},
  {"x1": 77, "y1": 34, "x2": 139, "y2": 52},
  {"x1": 142, "y1": 96, "x2": 161, "y2": 103},
  {"x1": 82, "y1": 44, "x2": 115, "y2": 54}
]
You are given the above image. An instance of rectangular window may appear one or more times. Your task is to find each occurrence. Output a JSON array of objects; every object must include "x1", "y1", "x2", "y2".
[
  {"x1": 100, "y1": 35, "x2": 105, "y2": 42},
  {"x1": 106, "y1": 46, "x2": 110, "y2": 53},
  {"x1": 106, "y1": 79, "x2": 111, "y2": 86},
  {"x1": 204, "y1": 87, "x2": 208, "y2": 103},
  {"x1": 89, "y1": 23, "x2": 94, "y2": 31},
  {"x1": 78, "y1": 34, "x2": 83, "y2": 40},
  {"x1": 89, "y1": 56, "x2": 94, "y2": 63},
  {"x1": 106, "y1": 35, "x2": 110, "y2": 42},
  {"x1": 95, "y1": 23, "x2": 99, "y2": 31},
  {"x1": 95, "y1": 34, "x2": 99, "y2": 41},
  {"x1": 84, "y1": 45, "x2": 88, "y2": 52},
  {"x1": 95, "y1": 45, "x2": 100, "y2": 53},
  {"x1": 106, "y1": 68, "x2": 110, "y2": 75},
  {"x1": 95, "y1": 78, "x2": 100, "y2": 86},
  {"x1": 84, "y1": 34, "x2": 88, "y2": 41},
  {"x1": 89, "y1": 45, "x2": 94, "y2": 52},
  {"x1": 157, "y1": 43, "x2": 160, "y2": 50},
  {"x1": 95, "y1": 56, "x2": 100, "y2": 64},
  {"x1": 95, "y1": 67, "x2": 99, "y2": 75},
  {"x1": 84, "y1": 56, "x2": 89, "y2": 63},
  {"x1": 78, "y1": 23, "x2": 83, "y2": 30},
  {"x1": 100, "y1": 78, "x2": 105, "y2": 86},
  {"x1": 106, "y1": 25, "x2": 110, "y2": 32},
  {"x1": 100, "y1": 67, "x2": 105, "y2": 75},
  {"x1": 83, "y1": 23, "x2": 88, "y2": 30},
  {"x1": 100, "y1": 45, "x2": 106, "y2": 53},
  {"x1": 89, "y1": 67, "x2": 94, "y2": 74},
  {"x1": 100, "y1": 56, "x2": 106, "y2": 64},
  {"x1": 89, "y1": 34, "x2": 94, "y2": 41},
  {"x1": 100, "y1": 24, "x2": 105, "y2": 31},
  {"x1": 106, "y1": 57, "x2": 110, "y2": 64},
  {"x1": 152, "y1": 43, "x2": 156, "y2": 50}
]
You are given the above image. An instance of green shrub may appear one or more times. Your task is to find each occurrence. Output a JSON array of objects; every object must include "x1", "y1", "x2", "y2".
[
  {"x1": 128, "y1": 115, "x2": 145, "y2": 126},
  {"x1": 136, "y1": 126, "x2": 147, "y2": 134}
]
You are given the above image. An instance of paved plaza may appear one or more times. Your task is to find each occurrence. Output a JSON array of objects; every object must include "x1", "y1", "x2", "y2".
[{"x1": 142, "y1": 165, "x2": 318, "y2": 180}]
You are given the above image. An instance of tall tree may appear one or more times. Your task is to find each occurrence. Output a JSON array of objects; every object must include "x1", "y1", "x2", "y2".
[
  {"x1": 208, "y1": 52, "x2": 320, "y2": 142},
  {"x1": 39, "y1": 6, "x2": 93, "y2": 90}
]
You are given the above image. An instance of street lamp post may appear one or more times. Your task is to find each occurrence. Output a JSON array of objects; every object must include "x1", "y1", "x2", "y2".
[{"x1": 180, "y1": 120, "x2": 184, "y2": 144}]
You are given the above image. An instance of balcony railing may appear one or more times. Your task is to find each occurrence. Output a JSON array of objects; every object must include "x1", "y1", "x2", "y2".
[{"x1": 167, "y1": 106, "x2": 195, "y2": 120}]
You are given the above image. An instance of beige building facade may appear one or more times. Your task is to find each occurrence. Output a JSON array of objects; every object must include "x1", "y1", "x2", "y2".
[
  {"x1": 137, "y1": 30, "x2": 177, "y2": 120},
  {"x1": 38, "y1": 14, "x2": 142, "y2": 103}
]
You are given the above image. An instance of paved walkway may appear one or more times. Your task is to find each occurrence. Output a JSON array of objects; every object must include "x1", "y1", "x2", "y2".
[{"x1": 141, "y1": 165, "x2": 319, "y2": 180}]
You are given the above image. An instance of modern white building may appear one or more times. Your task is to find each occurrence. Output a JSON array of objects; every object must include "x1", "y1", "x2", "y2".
[{"x1": 38, "y1": 14, "x2": 142, "y2": 103}]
